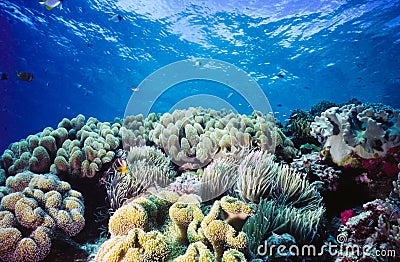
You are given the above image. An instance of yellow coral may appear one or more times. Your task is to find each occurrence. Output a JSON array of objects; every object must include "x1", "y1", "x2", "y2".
[
  {"x1": 95, "y1": 235, "x2": 129, "y2": 262},
  {"x1": 5, "y1": 172, "x2": 34, "y2": 193},
  {"x1": 96, "y1": 228, "x2": 173, "y2": 262},
  {"x1": 169, "y1": 202, "x2": 204, "y2": 243},
  {"x1": 220, "y1": 196, "x2": 255, "y2": 231},
  {"x1": 23, "y1": 188, "x2": 45, "y2": 203},
  {"x1": 28, "y1": 173, "x2": 59, "y2": 192},
  {"x1": 0, "y1": 227, "x2": 21, "y2": 255},
  {"x1": 44, "y1": 191, "x2": 62, "y2": 211},
  {"x1": 204, "y1": 220, "x2": 248, "y2": 261},
  {"x1": 187, "y1": 219, "x2": 207, "y2": 243},
  {"x1": 0, "y1": 210, "x2": 16, "y2": 228},
  {"x1": 14, "y1": 197, "x2": 46, "y2": 229},
  {"x1": 221, "y1": 249, "x2": 247, "y2": 262},
  {"x1": 11, "y1": 226, "x2": 52, "y2": 262},
  {"x1": 56, "y1": 209, "x2": 85, "y2": 237},
  {"x1": 220, "y1": 196, "x2": 254, "y2": 215},
  {"x1": 109, "y1": 202, "x2": 149, "y2": 236},
  {"x1": 173, "y1": 241, "x2": 217, "y2": 262},
  {"x1": 1, "y1": 192, "x2": 24, "y2": 211}
]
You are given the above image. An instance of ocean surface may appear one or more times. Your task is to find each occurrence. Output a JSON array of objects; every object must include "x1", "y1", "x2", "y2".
[{"x1": 1, "y1": 0, "x2": 399, "y2": 151}]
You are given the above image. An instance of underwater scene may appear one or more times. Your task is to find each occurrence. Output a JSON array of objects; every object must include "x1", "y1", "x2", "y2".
[{"x1": 1, "y1": 0, "x2": 400, "y2": 261}]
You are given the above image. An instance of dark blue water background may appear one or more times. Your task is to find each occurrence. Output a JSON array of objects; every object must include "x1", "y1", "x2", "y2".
[{"x1": 0, "y1": 0, "x2": 399, "y2": 152}]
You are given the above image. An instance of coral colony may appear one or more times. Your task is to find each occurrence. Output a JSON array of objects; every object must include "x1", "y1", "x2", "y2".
[{"x1": 0, "y1": 102, "x2": 399, "y2": 261}]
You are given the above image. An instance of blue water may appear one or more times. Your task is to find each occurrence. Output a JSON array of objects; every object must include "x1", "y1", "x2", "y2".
[{"x1": 1, "y1": 0, "x2": 399, "y2": 152}]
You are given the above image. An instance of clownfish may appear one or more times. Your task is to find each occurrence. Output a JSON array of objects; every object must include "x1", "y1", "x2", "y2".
[{"x1": 112, "y1": 158, "x2": 128, "y2": 175}]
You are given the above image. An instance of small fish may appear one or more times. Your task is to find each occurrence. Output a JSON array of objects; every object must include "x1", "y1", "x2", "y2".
[
  {"x1": 276, "y1": 104, "x2": 283, "y2": 107},
  {"x1": 39, "y1": 0, "x2": 63, "y2": 10},
  {"x1": 131, "y1": 87, "x2": 140, "y2": 92},
  {"x1": 112, "y1": 158, "x2": 128, "y2": 175},
  {"x1": 16, "y1": 72, "x2": 34, "y2": 82},
  {"x1": 0, "y1": 72, "x2": 7, "y2": 80},
  {"x1": 109, "y1": 14, "x2": 123, "y2": 22},
  {"x1": 227, "y1": 92, "x2": 233, "y2": 98}
]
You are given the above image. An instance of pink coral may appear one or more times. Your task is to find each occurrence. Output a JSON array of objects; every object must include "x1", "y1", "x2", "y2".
[{"x1": 340, "y1": 209, "x2": 355, "y2": 224}]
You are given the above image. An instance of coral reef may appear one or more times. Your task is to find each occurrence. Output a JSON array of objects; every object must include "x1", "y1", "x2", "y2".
[
  {"x1": 148, "y1": 107, "x2": 296, "y2": 169},
  {"x1": 1, "y1": 103, "x2": 398, "y2": 262},
  {"x1": 336, "y1": 198, "x2": 400, "y2": 261},
  {"x1": 95, "y1": 228, "x2": 178, "y2": 262},
  {"x1": 0, "y1": 172, "x2": 85, "y2": 261},
  {"x1": 174, "y1": 241, "x2": 217, "y2": 261},
  {"x1": 283, "y1": 109, "x2": 317, "y2": 148},
  {"x1": 53, "y1": 116, "x2": 121, "y2": 178},
  {"x1": 103, "y1": 146, "x2": 175, "y2": 211},
  {"x1": 0, "y1": 115, "x2": 122, "y2": 179},
  {"x1": 198, "y1": 157, "x2": 239, "y2": 202},
  {"x1": 120, "y1": 114, "x2": 149, "y2": 150},
  {"x1": 310, "y1": 103, "x2": 400, "y2": 171},
  {"x1": 236, "y1": 150, "x2": 322, "y2": 209},
  {"x1": 243, "y1": 198, "x2": 325, "y2": 257},
  {"x1": 291, "y1": 152, "x2": 342, "y2": 192},
  {"x1": 97, "y1": 195, "x2": 253, "y2": 262}
]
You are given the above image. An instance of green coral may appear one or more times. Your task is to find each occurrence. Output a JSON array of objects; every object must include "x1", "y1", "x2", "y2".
[{"x1": 243, "y1": 198, "x2": 325, "y2": 257}]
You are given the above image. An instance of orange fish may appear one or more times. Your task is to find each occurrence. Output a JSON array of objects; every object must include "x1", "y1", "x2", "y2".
[{"x1": 112, "y1": 158, "x2": 128, "y2": 174}]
